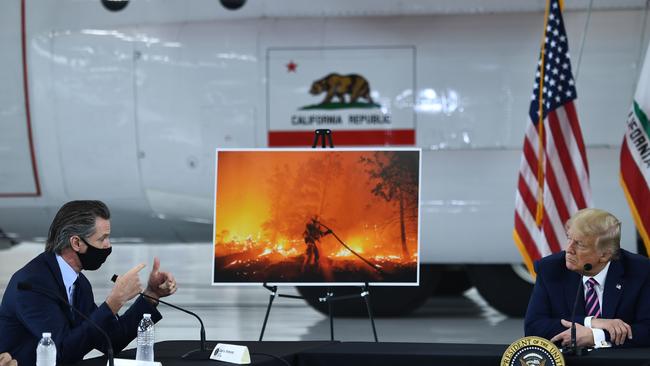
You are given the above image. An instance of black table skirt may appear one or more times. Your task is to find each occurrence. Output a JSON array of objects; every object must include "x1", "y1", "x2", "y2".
[
  {"x1": 295, "y1": 342, "x2": 650, "y2": 366},
  {"x1": 76, "y1": 340, "x2": 650, "y2": 366},
  {"x1": 74, "y1": 340, "x2": 336, "y2": 366}
]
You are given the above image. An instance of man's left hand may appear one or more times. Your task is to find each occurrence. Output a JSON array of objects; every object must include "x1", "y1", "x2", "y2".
[
  {"x1": 143, "y1": 257, "x2": 177, "y2": 303},
  {"x1": 591, "y1": 318, "x2": 632, "y2": 345},
  {"x1": 550, "y1": 319, "x2": 595, "y2": 347}
]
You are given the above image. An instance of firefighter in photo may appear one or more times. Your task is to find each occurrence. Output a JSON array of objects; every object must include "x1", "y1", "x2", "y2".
[{"x1": 302, "y1": 217, "x2": 332, "y2": 272}]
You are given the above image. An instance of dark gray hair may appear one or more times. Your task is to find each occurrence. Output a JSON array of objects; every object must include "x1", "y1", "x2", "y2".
[{"x1": 45, "y1": 200, "x2": 110, "y2": 254}]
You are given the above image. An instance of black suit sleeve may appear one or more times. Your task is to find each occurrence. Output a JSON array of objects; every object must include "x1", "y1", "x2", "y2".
[
  {"x1": 524, "y1": 261, "x2": 571, "y2": 340},
  {"x1": 610, "y1": 268, "x2": 650, "y2": 348},
  {"x1": 15, "y1": 287, "x2": 117, "y2": 364}
]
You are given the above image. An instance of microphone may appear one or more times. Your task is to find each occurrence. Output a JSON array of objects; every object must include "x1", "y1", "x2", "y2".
[
  {"x1": 566, "y1": 263, "x2": 592, "y2": 356},
  {"x1": 17, "y1": 281, "x2": 115, "y2": 366},
  {"x1": 111, "y1": 275, "x2": 209, "y2": 359}
]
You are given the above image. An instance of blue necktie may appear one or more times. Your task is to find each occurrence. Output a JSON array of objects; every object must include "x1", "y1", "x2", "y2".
[{"x1": 71, "y1": 279, "x2": 80, "y2": 323}]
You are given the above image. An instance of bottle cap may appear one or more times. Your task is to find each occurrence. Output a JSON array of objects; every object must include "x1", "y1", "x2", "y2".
[
  {"x1": 144, "y1": 313, "x2": 151, "y2": 318},
  {"x1": 42, "y1": 332, "x2": 51, "y2": 338}
]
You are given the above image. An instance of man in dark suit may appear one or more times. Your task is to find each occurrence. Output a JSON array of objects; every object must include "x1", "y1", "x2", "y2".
[
  {"x1": 0, "y1": 200, "x2": 178, "y2": 365},
  {"x1": 525, "y1": 208, "x2": 650, "y2": 348}
]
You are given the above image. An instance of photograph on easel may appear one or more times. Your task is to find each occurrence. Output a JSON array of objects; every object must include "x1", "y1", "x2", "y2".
[{"x1": 212, "y1": 148, "x2": 421, "y2": 285}]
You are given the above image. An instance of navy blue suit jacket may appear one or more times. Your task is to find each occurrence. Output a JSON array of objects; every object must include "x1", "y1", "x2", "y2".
[
  {"x1": 0, "y1": 252, "x2": 162, "y2": 365},
  {"x1": 524, "y1": 249, "x2": 650, "y2": 347}
]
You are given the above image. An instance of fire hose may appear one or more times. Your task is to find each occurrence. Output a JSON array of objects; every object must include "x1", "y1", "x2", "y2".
[{"x1": 318, "y1": 222, "x2": 384, "y2": 275}]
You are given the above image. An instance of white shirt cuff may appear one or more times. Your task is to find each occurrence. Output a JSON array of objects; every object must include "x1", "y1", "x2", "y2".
[
  {"x1": 591, "y1": 328, "x2": 611, "y2": 348},
  {"x1": 584, "y1": 316, "x2": 593, "y2": 328}
]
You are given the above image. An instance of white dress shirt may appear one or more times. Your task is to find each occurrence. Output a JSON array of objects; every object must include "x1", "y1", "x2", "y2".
[
  {"x1": 583, "y1": 261, "x2": 611, "y2": 348},
  {"x1": 55, "y1": 254, "x2": 79, "y2": 304}
]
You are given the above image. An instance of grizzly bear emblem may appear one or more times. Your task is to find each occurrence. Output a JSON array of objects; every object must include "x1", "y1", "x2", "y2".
[{"x1": 309, "y1": 73, "x2": 375, "y2": 105}]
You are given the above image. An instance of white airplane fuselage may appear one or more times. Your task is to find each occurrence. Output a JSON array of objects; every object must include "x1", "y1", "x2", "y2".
[{"x1": 0, "y1": 0, "x2": 645, "y2": 266}]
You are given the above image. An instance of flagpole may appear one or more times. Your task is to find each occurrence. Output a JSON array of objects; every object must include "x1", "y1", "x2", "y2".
[
  {"x1": 573, "y1": 0, "x2": 594, "y2": 83},
  {"x1": 634, "y1": 1, "x2": 650, "y2": 256},
  {"x1": 633, "y1": 0, "x2": 650, "y2": 92},
  {"x1": 535, "y1": 0, "x2": 553, "y2": 226}
]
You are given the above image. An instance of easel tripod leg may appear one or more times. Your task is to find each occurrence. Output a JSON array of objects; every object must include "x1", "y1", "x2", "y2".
[
  {"x1": 259, "y1": 288, "x2": 277, "y2": 341},
  {"x1": 312, "y1": 133, "x2": 320, "y2": 148},
  {"x1": 328, "y1": 287, "x2": 334, "y2": 341},
  {"x1": 363, "y1": 284, "x2": 378, "y2": 342}
]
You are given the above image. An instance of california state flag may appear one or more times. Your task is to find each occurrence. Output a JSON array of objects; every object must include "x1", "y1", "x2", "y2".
[{"x1": 621, "y1": 46, "x2": 650, "y2": 253}]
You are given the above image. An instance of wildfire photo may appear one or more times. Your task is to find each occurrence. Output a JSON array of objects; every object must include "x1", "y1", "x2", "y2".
[{"x1": 213, "y1": 149, "x2": 420, "y2": 284}]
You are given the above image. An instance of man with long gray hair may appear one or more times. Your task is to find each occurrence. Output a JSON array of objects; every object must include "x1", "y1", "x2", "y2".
[{"x1": 0, "y1": 200, "x2": 178, "y2": 365}]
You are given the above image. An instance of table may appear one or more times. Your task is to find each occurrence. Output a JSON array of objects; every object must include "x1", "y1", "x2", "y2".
[
  {"x1": 74, "y1": 340, "x2": 337, "y2": 366},
  {"x1": 76, "y1": 341, "x2": 650, "y2": 366},
  {"x1": 295, "y1": 342, "x2": 650, "y2": 366}
]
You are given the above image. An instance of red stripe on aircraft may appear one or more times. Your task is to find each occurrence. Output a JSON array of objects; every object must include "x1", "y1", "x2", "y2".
[{"x1": 268, "y1": 129, "x2": 415, "y2": 147}]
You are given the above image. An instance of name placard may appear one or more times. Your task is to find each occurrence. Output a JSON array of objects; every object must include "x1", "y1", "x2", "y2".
[{"x1": 210, "y1": 343, "x2": 251, "y2": 364}]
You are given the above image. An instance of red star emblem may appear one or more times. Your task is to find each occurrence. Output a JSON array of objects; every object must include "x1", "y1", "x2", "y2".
[{"x1": 286, "y1": 60, "x2": 297, "y2": 72}]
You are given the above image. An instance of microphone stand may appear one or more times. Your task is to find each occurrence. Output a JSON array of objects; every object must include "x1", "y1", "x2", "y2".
[
  {"x1": 138, "y1": 292, "x2": 211, "y2": 360},
  {"x1": 564, "y1": 263, "x2": 592, "y2": 356},
  {"x1": 111, "y1": 275, "x2": 210, "y2": 359},
  {"x1": 567, "y1": 280, "x2": 586, "y2": 356}
]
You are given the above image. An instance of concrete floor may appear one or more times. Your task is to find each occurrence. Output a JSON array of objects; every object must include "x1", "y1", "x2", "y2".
[{"x1": 0, "y1": 242, "x2": 525, "y2": 358}]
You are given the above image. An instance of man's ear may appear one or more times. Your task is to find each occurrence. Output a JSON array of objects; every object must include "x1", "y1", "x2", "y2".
[
  {"x1": 69, "y1": 236, "x2": 82, "y2": 252},
  {"x1": 599, "y1": 248, "x2": 613, "y2": 263}
]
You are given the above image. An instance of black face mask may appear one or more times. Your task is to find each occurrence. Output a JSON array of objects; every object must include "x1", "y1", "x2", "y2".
[{"x1": 78, "y1": 237, "x2": 112, "y2": 271}]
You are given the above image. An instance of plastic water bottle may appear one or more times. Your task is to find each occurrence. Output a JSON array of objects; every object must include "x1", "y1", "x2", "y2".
[
  {"x1": 136, "y1": 313, "x2": 155, "y2": 362},
  {"x1": 36, "y1": 332, "x2": 56, "y2": 366}
]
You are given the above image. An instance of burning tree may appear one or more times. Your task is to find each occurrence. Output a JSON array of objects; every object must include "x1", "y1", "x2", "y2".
[
  {"x1": 361, "y1": 151, "x2": 419, "y2": 258},
  {"x1": 262, "y1": 154, "x2": 343, "y2": 237}
]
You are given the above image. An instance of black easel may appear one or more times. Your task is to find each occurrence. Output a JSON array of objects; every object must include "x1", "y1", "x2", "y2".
[
  {"x1": 312, "y1": 128, "x2": 334, "y2": 148},
  {"x1": 258, "y1": 283, "x2": 306, "y2": 341},
  {"x1": 258, "y1": 129, "x2": 379, "y2": 342},
  {"x1": 319, "y1": 282, "x2": 378, "y2": 342}
]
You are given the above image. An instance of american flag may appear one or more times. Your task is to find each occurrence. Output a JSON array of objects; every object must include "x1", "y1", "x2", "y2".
[{"x1": 514, "y1": 0, "x2": 592, "y2": 274}]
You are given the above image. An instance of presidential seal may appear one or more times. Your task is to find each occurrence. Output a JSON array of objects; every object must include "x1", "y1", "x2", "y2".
[{"x1": 501, "y1": 336, "x2": 565, "y2": 366}]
